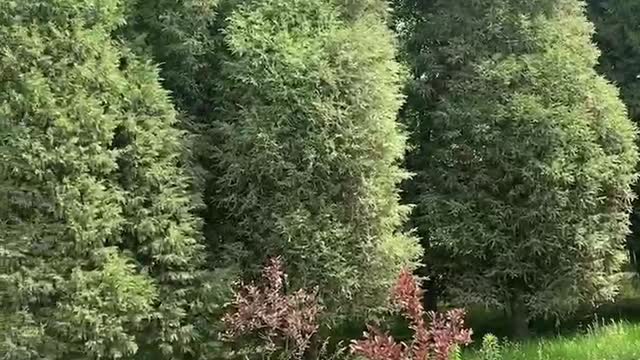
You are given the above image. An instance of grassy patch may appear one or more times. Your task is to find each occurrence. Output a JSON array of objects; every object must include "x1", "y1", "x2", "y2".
[{"x1": 463, "y1": 321, "x2": 640, "y2": 360}]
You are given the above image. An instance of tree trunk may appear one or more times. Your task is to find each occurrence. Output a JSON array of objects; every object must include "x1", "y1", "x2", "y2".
[
  {"x1": 423, "y1": 277, "x2": 439, "y2": 312},
  {"x1": 627, "y1": 205, "x2": 640, "y2": 274},
  {"x1": 626, "y1": 236, "x2": 640, "y2": 273},
  {"x1": 510, "y1": 293, "x2": 529, "y2": 339}
]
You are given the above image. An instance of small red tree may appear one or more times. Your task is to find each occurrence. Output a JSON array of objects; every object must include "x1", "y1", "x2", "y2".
[
  {"x1": 223, "y1": 258, "x2": 322, "y2": 359},
  {"x1": 351, "y1": 270, "x2": 472, "y2": 360}
]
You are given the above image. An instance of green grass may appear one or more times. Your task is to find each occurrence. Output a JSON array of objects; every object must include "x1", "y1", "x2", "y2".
[{"x1": 463, "y1": 321, "x2": 640, "y2": 360}]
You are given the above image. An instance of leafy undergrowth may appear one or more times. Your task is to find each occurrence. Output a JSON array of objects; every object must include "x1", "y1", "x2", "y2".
[
  {"x1": 466, "y1": 274, "x2": 640, "y2": 339},
  {"x1": 464, "y1": 321, "x2": 640, "y2": 360}
]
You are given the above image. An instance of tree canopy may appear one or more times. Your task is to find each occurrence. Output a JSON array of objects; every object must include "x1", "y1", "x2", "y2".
[
  {"x1": 123, "y1": 0, "x2": 421, "y2": 323},
  {"x1": 0, "y1": 0, "x2": 207, "y2": 357},
  {"x1": 1, "y1": 0, "x2": 640, "y2": 357},
  {"x1": 396, "y1": 0, "x2": 638, "y2": 336}
]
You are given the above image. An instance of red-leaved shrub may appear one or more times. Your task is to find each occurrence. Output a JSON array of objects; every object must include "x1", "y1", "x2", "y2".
[
  {"x1": 351, "y1": 269, "x2": 472, "y2": 360},
  {"x1": 223, "y1": 258, "x2": 322, "y2": 359}
]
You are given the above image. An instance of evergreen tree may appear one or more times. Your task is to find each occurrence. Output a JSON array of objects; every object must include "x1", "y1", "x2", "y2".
[
  {"x1": 125, "y1": 0, "x2": 421, "y2": 323},
  {"x1": 588, "y1": 0, "x2": 640, "y2": 272},
  {"x1": 0, "y1": 0, "x2": 207, "y2": 358},
  {"x1": 122, "y1": 0, "x2": 221, "y2": 119},
  {"x1": 395, "y1": 0, "x2": 638, "y2": 336},
  {"x1": 121, "y1": 0, "x2": 226, "y2": 247},
  {"x1": 212, "y1": 0, "x2": 421, "y2": 322}
]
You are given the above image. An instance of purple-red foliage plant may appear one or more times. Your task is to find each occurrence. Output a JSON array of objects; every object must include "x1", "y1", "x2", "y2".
[
  {"x1": 223, "y1": 257, "x2": 322, "y2": 359},
  {"x1": 351, "y1": 269, "x2": 473, "y2": 360}
]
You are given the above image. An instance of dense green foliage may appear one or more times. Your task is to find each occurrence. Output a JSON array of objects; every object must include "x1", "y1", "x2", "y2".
[
  {"x1": 589, "y1": 0, "x2": 640, "y2": 122},
  {"x1": 588, "y1": 0, "x2": 640, "y2": 272},
  {"x1": 125, "y1": 0, "x2": 421, "y2": 323},
  {"x1": 2, "y1": 0, "x2": 640, "y2": 358},
  {"x1": 122, "y1": 0, "x2": 221, "y2": 118},
  {"x1": 396, "y1": 0, "x2": 638, "y2": 333},
  {"x1": 0, "y1": 0, "x2": 209, "y2": 358},
  {"x1": 213, "y1": 0, "x2": 421, "y2": 320}
]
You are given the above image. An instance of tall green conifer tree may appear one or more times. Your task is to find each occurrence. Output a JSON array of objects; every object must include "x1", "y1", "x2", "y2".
[
  {"x1": 125, "y1": 0, "x2": 421, "y2": 323},
  {"x1": 0, "y1": 0, "x2": 206, "y2": 358},
  {"x1": 396, "y1": 0, "x2": 638, "y2": 336},
  {"x1": 215, "y1": 0, "x2": 421, "y2": 321}
]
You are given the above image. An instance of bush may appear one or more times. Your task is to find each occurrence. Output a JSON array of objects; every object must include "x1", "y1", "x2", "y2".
[
  {"x1": 351, "y1": 270, "x2": 472, "y2": 360},
  {"x1": 223, "y1": 258, "x2": 322, "y2": 360}
]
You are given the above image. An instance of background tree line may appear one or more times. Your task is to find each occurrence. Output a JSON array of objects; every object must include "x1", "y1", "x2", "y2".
[{"x1": 0, "y1": 0, "x2": 639, "y2": 358}]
